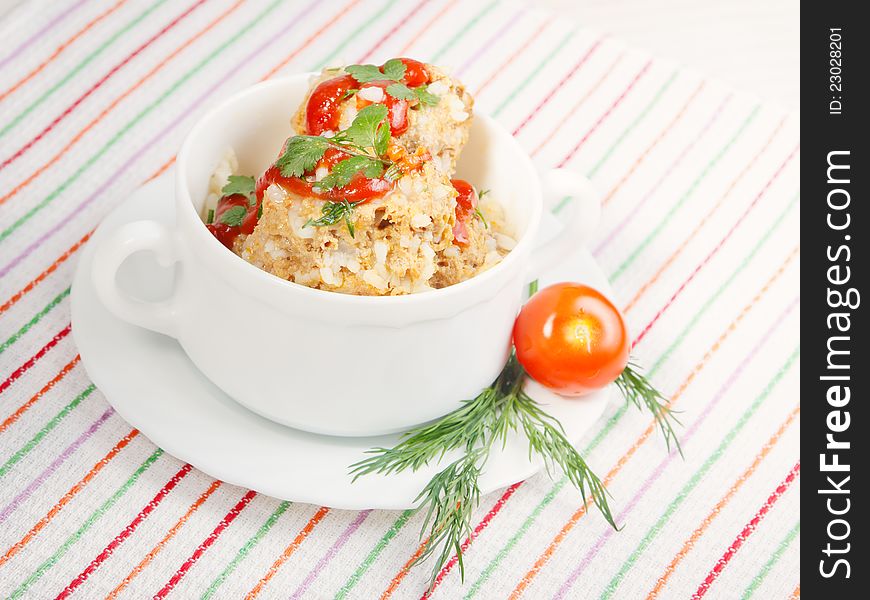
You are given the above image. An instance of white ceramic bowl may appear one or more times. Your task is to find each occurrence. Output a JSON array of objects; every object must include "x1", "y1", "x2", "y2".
[{"x1": 91, "y1": 74, "x2": 600, "y2": 436}]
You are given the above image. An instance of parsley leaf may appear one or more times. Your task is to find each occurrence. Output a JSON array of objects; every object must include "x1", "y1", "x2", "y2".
[
  {"x1": 414, "y1": 84, "x2": 440, "y2": 106},
  {"x1": 221, "y1": 175, "x2": 257, "y2": 206},
  {"x1": 381, "y1": 58, "x2": 406, "y2": 81},
  {"x1": 386, "y1": 82, "x2": 439, "y2": 106},
  {"x1": 374, "y1": 119, "x2": 390, "y2": 156},
  {"x1": 335, "y1": 103, "x2": 389, "y2": 153},
  {"x1": 304, "y1": 199, "x2": 360, "y2": 237},
  {"x1": 385, "y1": 82, "x2": 416, "y2": 101},
  {"x1": 219, "y1": 205, "x2": 247, "y2": 227},
  {"x1": 346, "y1": 59, "x2": 406, "y2": 84},
  {"x1": 345, "y1": 63, "x2": 386, "y2": 84},
  {"x1": 275, "y1": 136, "x2": 329, "y2": 178},
  {"x1": 317, "y1": 156, "x2": 384, "y2": 190}
]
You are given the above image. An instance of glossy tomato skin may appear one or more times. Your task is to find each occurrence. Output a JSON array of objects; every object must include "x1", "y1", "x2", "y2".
[{"x1": 513, "y1": 283, "x2": 629, "y2": 396}]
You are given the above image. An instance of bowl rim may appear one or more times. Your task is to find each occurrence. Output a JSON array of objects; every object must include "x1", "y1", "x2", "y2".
[{"x1": 175, "y1": 74, "x2": 543, "y2": 310}]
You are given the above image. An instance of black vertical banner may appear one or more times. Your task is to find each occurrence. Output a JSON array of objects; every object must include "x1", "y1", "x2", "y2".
[{"x1": 803, "y1": 3, "x2": 866, "y2": 597}]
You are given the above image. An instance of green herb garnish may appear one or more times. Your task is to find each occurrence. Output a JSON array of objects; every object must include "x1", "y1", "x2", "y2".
[
  {"x1": 351, "y1": 347, "x2": 681, "y2": 591},
  {"x1": 332, "y1": 104, "x2": 390, "y2": 155},
  {"x1": 303, "y1": 199, "x2": 360, "y2": 237},
  {"x1": 218, "y1": 205, "x2": 247, "y2": 227},
  {"x1": 345, "y1": 58, "x2": 406, "y2": 84},
  {"x1": 345, "y1": 58, "x2": 438, "y2": 106},
  {"x1": 474, "y1": 208, "x2": 488, "y2": 228},
  {"x1": 351, "y1": 354, "x2": 616, "y2": 590},
  {"x1": 206, "y1": 208, "x2": 214, "y2": 224},
  {"x1": 316, "y1": 156, "x2": 384, "y2": 191},
  {"x1": 221, "y1": 175, "x2": 257, "y2": 206},
  {"x1": 275, "y1": 135, "x2": 331, "y2": 178},
  {"x1": 616, "y1": 363, "x2": 682, "y2": 454}
]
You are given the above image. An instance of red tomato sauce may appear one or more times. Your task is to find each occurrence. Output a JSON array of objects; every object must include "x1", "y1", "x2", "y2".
[
  {"x1": 305, "y1": 58, "x2": 430, "y2": 137},
  {"x1": 206, "y1": 192, "x2": 260, "y2": 249},
  {"x1": 450, "y1": 179, "x2": 477, "y2": 246}
]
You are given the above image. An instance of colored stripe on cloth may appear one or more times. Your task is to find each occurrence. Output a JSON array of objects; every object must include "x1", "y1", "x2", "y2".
[
  {"x1": 585, "y1": 70, "x2": 679, "y2": 177},
  {"x1": 693, "y1": 462, "x2": 801, "y2": 598},
  {"x1": 594, "y1": 93, "x2": 733, "y2": 254},
  {"x1": 107, "y1": 480, "x2": 223, "y2": 599},
  {"x1": 290, "y1": 510, "x2": 373, "y2": 599},
  {"x1": 0, "y1": 429, "x2": 139, "y2": 568},
  {"x1": 492, "y1": 29, "x2": 575, "y2": 117},
  {"x1": 57, "y1": 463, "x2": 193, "y2": 598},
  {"x1": 430, "y1": 0, "x2": 499, "y2": 63},
  {"x1": 335, "y1": 510, "x2": 414, "y2": 600},
  {"x1": 0, "y1": 0, "x2": 244, "y2": 207},
  {"x1": 454, "y1": 6, "x2": 527, "y2": 77},
  {"x1": 202, "y1": 500, "x2": 291, "y2": 600},
  {"x1": 0, "y1": 0, "x2": 124, "y2": 105},
  {"x1": 530, "y1": 52, "x2": 625, "y2": 157},
  {"x1": 553, "y1": 299, "x2": 799, "y2": 598},
  {"x1": 0, "y1": 0, "x2": 208, "y2": 172},
  {"x1": 624, "y1": 116, "x2": 790, "y2": 311},
  {"x1": 258, "y1": 0, "x2": 362, "y2": 81},
  {"x1": 643, "y1": 194, "x2": 799, "y2": 373},
  {"x1": 0, "y1": 0, "x2": 160, "y2": 137},
  {"x1": 154, "y1": 489, "x2": 258, "y2": 598},
  {"x1": 601, "y1": 81, "x2": 706, "y2": 205},
  {"x1": 0, "y1": 288, "x2": 70, "y2": 354},
  {"x1": 314, "y1": 0, "x2": 402, "y2": 70},
  {"x1": 740, "y1": 520, "x2": 800, "y2": 599},
  {"x1": 8, "y1": 449, "x2": 164, "y2": 599},
  {"x1": 0, "y1": 407, "x2": 113, "y2": 525},
  {"x1": 648, "y1": 406, "x2": 801, "y2": 599},
  {"x1": 512, "y1": 39, "x2": 604, "y2": 136},
  {"x1": 396, "y1": 0, "x2": 460, "y2": 56},
  {"x1": 0, "y1": 0, "x2": 283, "y2": 252},
  {"x1": 245, "y1": 506, "x2": 331, "y2": 599},
  {"x1": 556, "y1": 59, "x2": 652, "y2": 167},
  {"x1": 632, "y1": 145, "x2": 799, "y2": 345},
  {"x1": 599, "y1": 350, "x2": 800, "y2": 599},
  {"x1": 0, "y1": 0, "x2": 91, "y2": 72},
  {"x1": 611, "y1": 104, "x2": 762, "y2": 281},
  {"x1": 358, "y1": 0, "x2": 434, "y2": 62},
  {"x1": 473, "y1": 17, "x2": 551, "y2": 96},
  {"x1": 0, "y1": 233, "x2": 89, "y2": 311},
  {"x1": 0, "y1": 355, "x2": 80, "y2": 434},
  {"x1": 0, "y1": 324, "x2": 71, "y2": 394},
  {"x1": 0, "y1": 385, "x2": 95, "y2": 478}
]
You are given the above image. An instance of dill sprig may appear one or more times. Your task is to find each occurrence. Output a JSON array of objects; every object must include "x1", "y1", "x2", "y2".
[
  {"x1": 616, "y1": 362, "x2": 682, "y2": 455},
  {"x1": 350, "y1": 354, "x2": 616, "y2": 591}
]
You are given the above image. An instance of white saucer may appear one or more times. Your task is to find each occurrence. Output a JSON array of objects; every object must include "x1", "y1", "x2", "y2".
[{"x1": 71, "y1": 175, "x2": 613, "y2": 510}]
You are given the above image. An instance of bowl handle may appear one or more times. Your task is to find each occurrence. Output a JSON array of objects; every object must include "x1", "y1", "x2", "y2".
[
  {"x1": 91, "y1": 220, "x2": 182, "y2": 338},
  {"x1": 527, "y1": 168, "x2": 601, "y2": 282}
]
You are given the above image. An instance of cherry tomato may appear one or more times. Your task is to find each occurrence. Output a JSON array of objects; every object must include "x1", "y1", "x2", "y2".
[{"x1": 513, "y1": 283, "x2": 629, "y2": 396}]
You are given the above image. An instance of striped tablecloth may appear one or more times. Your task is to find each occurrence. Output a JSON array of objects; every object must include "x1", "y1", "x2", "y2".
[{"x1": 0, "y1": 0, "x2": 800, "y2": 598}]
